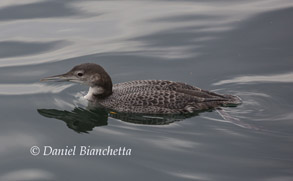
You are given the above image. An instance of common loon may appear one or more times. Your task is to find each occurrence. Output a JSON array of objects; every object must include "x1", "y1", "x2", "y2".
[{"x1": 41, "y1": 63, "x2": 241, "y2": 114}]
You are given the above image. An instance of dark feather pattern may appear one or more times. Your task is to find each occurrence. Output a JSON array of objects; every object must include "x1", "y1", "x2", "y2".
[{"x1": 96, "y1": 80, "x2": 241, "y2": 114}]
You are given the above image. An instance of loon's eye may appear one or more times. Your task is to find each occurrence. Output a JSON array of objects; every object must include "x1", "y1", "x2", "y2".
[{"x1": 77, "y1": 72, "x2": 83, "y2": 77}]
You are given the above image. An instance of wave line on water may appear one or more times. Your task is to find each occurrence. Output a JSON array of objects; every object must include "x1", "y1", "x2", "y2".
[
  {"x1": 213, "y1": 72, "x2": 293, "y2": 85},
  {"x1": 0, "y1": 83, "x2": 72, "y2": 95}
]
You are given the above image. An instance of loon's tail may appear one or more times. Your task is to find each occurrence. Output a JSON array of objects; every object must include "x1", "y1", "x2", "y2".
[{"x1": 223, "y1": 95, "x2": 242, "y2": 106}]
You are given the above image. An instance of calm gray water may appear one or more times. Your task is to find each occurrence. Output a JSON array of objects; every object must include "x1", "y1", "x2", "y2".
[{"x1": 1, "y1": 0, "x2": 293, "y2": 180}]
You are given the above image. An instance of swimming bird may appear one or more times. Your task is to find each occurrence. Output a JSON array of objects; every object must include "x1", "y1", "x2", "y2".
[{"x1": 41, "y1": 63, "x2": 241, "y2": 114}]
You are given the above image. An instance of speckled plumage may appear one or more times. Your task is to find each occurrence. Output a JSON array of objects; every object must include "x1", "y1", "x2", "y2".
[
  {"x1": 95, "y1": 80, "x2": 241, "y2": 114},
  {"x1": 41, "y1": 63, "x2": 241, "y2": 115}
]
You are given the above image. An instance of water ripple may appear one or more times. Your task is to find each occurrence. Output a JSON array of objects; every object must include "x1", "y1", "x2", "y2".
[
  {"x1": 0, "y1": 40, "x2": 69, "y2": 59},
  {"x1": 214, "y1": 72, "x2": 293, "y2": 85},
  {"x1": 0, "y1": 169, "x2": 54, "y2": 181},
  {"x1": 0, "y1": 0, "x2": 82, "y2": 22},
  {"x1": 0, "y1": 83, "x2": 72, "y2": 95}
]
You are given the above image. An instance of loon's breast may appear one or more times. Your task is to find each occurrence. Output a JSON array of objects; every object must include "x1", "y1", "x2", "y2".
[{"x1": 95, "y1": 80, "x2": 241, "y2": 114}]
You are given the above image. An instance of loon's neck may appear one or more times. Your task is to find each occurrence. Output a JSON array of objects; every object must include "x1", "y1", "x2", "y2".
[
  {"x1": 84, "y1": 70, "x2": 113, "y2": 101},
  {"x1": 84, "y1": 84, "x2": 113, "y2": 101},
  {"x1": 84, "y1": 86, "x2": 101, "y2": 101}
]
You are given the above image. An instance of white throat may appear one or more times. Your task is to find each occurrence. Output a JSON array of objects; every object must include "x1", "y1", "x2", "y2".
[{"x1": 84, "y1": 86, "x2": 104, "y2": 101}]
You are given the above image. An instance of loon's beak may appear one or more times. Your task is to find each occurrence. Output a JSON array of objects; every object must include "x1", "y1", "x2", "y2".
[{"x1": 41, "y1": 73, "x2": 73, "y2": 82}]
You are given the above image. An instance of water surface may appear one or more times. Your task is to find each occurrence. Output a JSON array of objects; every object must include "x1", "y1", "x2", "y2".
[{"x1": 0, "y1": 0, "x2": 293, "y2": 180}]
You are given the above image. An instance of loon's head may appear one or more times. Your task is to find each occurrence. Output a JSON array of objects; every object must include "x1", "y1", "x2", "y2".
[{"x1": 41, "y1": 63, "x2": 113, "y2": 100}]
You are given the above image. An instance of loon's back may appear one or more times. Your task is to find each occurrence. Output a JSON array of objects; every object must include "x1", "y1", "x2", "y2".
[{"x1": 97, "y1": 80, "x2": 241, "y2": 114}]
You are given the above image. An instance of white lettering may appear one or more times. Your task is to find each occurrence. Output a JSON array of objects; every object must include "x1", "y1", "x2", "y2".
[{"x1": 43, "y1": 146, "x2": 52, "y2": 156}]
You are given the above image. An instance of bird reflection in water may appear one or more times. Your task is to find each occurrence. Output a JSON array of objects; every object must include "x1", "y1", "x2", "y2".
[{"x1": 37, "y1": 106, "x2": 199, "y2": 133}]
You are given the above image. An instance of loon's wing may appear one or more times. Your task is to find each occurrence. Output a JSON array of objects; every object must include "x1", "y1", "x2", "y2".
[
  {"x1": 114, "y1": 80, "x2": 236, "y2": 101},
  {"x1": 112, "y1": 89, "x2": 235, "y2": 113},
  {"x1": 114, "y1": 80, "x2": 222, "y2": 98},
  {"x1": 114, "y1": 80, "x2": 200, "y2": 91},
  {"x1": 110, "y1": 80, "x2": 241, "y2": 114}
]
